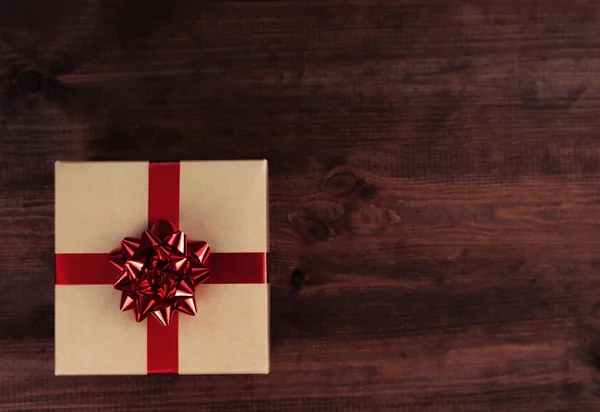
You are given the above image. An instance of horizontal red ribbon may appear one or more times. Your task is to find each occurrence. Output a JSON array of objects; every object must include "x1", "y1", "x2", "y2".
[{"x1": 55, "y1": 252, "x2": 266, "y2": 285}]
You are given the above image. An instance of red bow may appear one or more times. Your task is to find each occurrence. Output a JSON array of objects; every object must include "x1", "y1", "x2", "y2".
[{"x1": 109, "y1": 219, "x2": 210, "y2": 326}]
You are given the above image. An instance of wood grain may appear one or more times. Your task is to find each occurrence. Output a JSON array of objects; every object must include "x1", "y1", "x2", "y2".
[{"x1": 2, "y1": 0, "x2": 600, "y2": 410}]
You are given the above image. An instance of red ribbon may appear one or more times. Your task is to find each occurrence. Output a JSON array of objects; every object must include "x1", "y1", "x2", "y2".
[{"x1": 55, "y1": 162, "x2": 266, "y2": 374}]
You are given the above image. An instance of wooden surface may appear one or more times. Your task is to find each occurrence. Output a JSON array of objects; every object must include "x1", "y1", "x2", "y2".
[{"x1": 1, "y1": 0, "x2": 600, "y2": 410}]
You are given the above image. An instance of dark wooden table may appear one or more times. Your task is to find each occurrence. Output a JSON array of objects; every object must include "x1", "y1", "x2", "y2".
[{"x1": 2, "y1": 0, "x2": 600, "y2": 410}]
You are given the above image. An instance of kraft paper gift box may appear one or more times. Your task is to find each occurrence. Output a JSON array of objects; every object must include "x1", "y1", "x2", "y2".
[{"x1": 54, "y1": 160, "x2": 269, "y2": 375}]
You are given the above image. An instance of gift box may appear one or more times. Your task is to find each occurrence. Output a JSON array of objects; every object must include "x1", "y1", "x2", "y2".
[{"x1": 54, "y1": 160, "x2": 269, "y2": 375}]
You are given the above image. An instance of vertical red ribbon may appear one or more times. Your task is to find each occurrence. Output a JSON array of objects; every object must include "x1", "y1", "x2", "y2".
[{"x1": 147, "y1": 162, "x2": 180, "y2": 374}]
